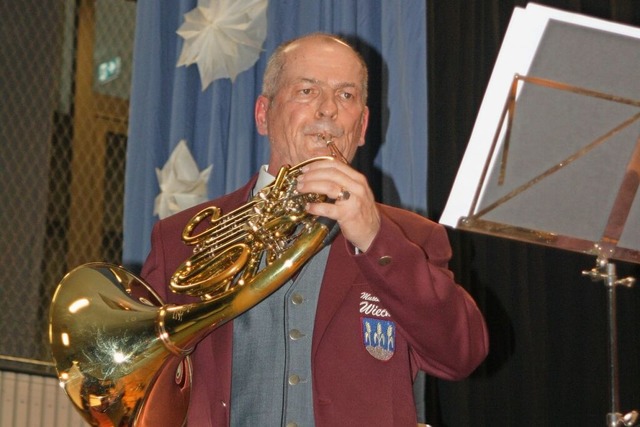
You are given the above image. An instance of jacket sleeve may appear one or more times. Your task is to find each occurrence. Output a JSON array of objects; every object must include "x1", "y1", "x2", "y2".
[
  {"x1": 140, "y1": 220, "x2": 171, "y2": 301},
  {"x1": 353, "y1": 209, "x2": 488, "y2": 380}
]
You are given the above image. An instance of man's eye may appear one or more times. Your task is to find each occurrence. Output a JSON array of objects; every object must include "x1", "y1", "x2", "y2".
[{"x1": 300, "y1": 88, "x2": 313, "y2": 95}]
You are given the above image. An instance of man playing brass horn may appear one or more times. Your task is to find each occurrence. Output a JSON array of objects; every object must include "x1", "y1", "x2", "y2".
[{"x1": 140, "y1": 33, "x2": 488, "y2": 426}]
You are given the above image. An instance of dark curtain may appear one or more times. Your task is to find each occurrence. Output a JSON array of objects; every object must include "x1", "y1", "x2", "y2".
[{"x1": 426, "y1": 1, "x2": 640, "y2": 425}]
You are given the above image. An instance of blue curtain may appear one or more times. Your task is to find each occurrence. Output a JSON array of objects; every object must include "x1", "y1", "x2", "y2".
[{"x1": 123, "y1": 0, "x2": 427, "y2": 270}]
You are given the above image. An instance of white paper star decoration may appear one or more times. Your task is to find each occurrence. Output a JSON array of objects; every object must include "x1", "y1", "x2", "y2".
[
  {"x1": 176, "y1": 0, "x2": 268, "y2": 90},
  {"x1": 154, "y1": 140, "x2": 212, "y2": 219}
]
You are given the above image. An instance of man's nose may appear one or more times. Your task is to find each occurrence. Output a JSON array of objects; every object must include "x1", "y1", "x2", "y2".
[{"x1": 315, "y1": 94, "x2": 338, "y2": 119}]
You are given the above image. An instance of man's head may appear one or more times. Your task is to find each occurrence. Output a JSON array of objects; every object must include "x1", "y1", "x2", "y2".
[{"x1": 255, "y1": 33, "x2": 370, "y2": 173}]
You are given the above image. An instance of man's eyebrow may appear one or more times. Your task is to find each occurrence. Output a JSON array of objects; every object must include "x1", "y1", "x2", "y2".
[
  {"x1": 294, "y1": 78, "x2": 357, "y2": 90},
  {"x1": 335, "y1": 82, "x2": 357, "y2": 91}
]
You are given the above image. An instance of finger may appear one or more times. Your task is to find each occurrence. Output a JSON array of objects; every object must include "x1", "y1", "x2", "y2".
[
  {"x1": 296, "y1": 170, "x2": 355, "y2": 201},
  {"x1": 298, "y1": 162, "x2": 364, "y2": 199},
  {"x1": 304, "y1": 201, "x2": 339, "y2": 219}
]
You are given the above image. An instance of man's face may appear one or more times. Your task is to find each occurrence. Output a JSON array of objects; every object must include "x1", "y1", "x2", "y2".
[{"x1": 255, "y1": 38, "x2": 369, "y2": 172}]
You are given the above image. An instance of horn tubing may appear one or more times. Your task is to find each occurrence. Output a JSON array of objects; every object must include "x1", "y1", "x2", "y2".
[{"x1": 158, "y1": 220, "x2": 332, "y2": 354}]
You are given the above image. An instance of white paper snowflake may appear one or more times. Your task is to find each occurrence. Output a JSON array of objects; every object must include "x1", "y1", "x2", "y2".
[
  {"x1": 176, "y1": 0, "x2": 268, "y2": 89},
  {"x1": 154, "y1": 140, "x2": 212, "y2": 219}
]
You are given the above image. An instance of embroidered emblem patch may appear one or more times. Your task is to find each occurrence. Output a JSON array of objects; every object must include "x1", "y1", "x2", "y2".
[{"x1": 361, "y1": 317, "x2": 395, "y2": 361}]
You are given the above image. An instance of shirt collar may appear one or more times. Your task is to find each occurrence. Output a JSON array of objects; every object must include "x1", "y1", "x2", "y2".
[{"x1": 252, "y1": 164, "x2": 275, "y2": 196}]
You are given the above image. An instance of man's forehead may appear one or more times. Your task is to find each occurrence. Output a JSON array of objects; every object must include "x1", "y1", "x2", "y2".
[{"x1": 281, "y1": 50, "x2": 363, "y2": 84}]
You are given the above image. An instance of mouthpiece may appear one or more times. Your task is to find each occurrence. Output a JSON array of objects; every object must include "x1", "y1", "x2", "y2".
[{"x1": 318, "y1": 133, "x2": 349, "y2": 164}]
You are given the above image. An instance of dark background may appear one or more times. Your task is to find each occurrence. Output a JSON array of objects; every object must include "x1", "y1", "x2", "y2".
[{"x1": 425, "y1": 1, "x2": 640, "y2": 425}]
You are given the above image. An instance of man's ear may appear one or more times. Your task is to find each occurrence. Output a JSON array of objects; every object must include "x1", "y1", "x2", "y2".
[
  {"x1": 255, "y1": 95, "x2": 269, "y2": 136},
  {"x1": 358, "y1": 106, "x2": 370, "y2": 147}
]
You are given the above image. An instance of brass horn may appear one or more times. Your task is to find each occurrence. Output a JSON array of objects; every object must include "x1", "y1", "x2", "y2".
[{"x1": 49, "y1": 152, "x2": 342, "y2": 426}]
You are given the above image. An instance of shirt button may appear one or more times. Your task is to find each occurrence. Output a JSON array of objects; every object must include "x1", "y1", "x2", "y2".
[
  {"x1": 291, "y1": 293, "x2": 304, "y2": 305},
  {"x1": 378, "y1": 255, "x2": 392, "y2": 266},
  {"x1": 289, "y1": 329, "x2": 305, "y2": 340},
  {"x1": 288, "y1": 374, "x2": 300, "y2": 385}
]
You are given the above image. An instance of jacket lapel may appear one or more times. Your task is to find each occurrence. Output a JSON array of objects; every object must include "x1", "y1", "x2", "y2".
[{"x1": 312, "y1": 235, "x2": 360, "y2": 359}]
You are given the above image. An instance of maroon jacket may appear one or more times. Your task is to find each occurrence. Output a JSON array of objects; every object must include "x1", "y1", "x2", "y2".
[{"x1": 140, "y1": 174, "x2": 488, "y2": 426}]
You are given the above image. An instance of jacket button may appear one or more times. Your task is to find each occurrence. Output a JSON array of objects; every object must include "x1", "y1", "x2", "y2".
[
  {"x1": 288, "y1": 374, "x2": 300, "y2": 385},
  {"x1": 378, "y1": 255, "x2": 392, "y2": 266}
]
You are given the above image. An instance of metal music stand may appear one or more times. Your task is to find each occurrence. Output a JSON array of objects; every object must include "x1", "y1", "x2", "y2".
[{"x1": 440, "y1": 4, "x2": 640, "y2": 426}]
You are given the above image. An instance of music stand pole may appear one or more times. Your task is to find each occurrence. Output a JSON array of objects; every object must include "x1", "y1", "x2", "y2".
[{"x1": 583, "y1": 258, "x2": 638, "y2": 427}]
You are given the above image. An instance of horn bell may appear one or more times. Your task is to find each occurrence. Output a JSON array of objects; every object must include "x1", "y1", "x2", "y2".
[{"x1": 48, "y1": 263, "x2": 192, "y2": 427}]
